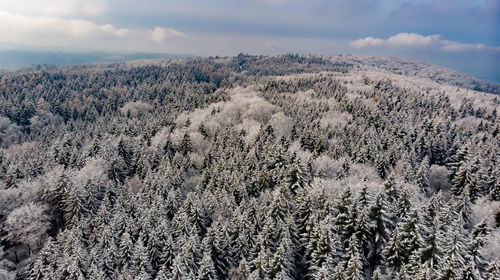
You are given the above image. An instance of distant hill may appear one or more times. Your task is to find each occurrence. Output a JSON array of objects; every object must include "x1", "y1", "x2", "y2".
[
  {"x1": 344, "y1": 55, "x2": 500, "y2": 95},
  {"x1": 0, "y1": 50, "x2": 192, "y2": 70}
]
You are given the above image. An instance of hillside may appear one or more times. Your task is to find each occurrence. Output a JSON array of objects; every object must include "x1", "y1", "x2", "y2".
[
  {"x1": 0, "y1": 54, "x2": 499, "y2": 279},
  {"x1": 344, "y1": 55, "x2": 500, "y2": 95}
]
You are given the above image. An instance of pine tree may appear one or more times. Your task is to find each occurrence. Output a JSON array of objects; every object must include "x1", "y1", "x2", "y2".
[
  {"x1": 356, "y1": 207, "x2": 371, "y2": 251},
  {"x1": 270, "y1": 233, "x2": 294, "y2": 279},
  {"x1": 357, "y1": 185, "x2": 370, "y2": 209},
  {"x1": 55, "y1": 171, "x2": 71, "y2": 206},
  {"x1": 383, "y1": 176, "x2": 399, "y2": 203},
  {"x1": 180, "y1": 132, "x2": 193, "y2": 156},
  {"x1": 131, "y1": 237, "x2": 153, "y2": 276},
  {"x1": 371, "y1": 267, "x2": 384, "y2": 280},
  {"x1": 118, "y1": 138, "x2": 132, "y2": 173},
  {"x1": 232, "y1": 222, "x2": 250, "y2": 263},
  {"x1": 383, "y1": 226, "x2": 404, "y2": 269},
  {"x1": 416, "y1": 266, "x2": 432, "y2": 280},
  {"x1": 312, "y1": 262, "x2": 335, "y2": 280},
  {"x1": 119, "y1": 231, "x2": 134, "y2": 266},
  {"x1": 487, "y1": 167, "x2": 500, "y2": 201},
  {"x1": 344, "y1": 235, "x2": 363, "y2": 280},
  {"x1": 420, "y1": 220, "x2": 442, "y2": 271},
  {"x1": 331, "y1": 262, "x2": 345, "y2": 280},
  {"x1": 62, "y1": 186, "x2": 85, "y2": 228},
  {"x1": 459, "y1": 263, "x2": 481, "y2": 280},
  {"x1": 156, "y1": 263, "x2": 170, "y2": 280},
  {"x1": 202, "y1": 223, "x2": 230, "y2": 279},
  {"x1": 29, "y1": 237, "x2": 58, "y2": 280},
  {"x1": 108, "y1": 154, "x2": 127, "y2": 185},
  {"x1": 286, "y1": 156, "x2": 311, "y2": 195},
  {"x1": 468, "y1": 218, "x2": 491, "y2": 270},
  {"x1": 161, "y1": 235, "x2": 175, "y2": 274},
  {"x1": 334, "y1": 189, "x2": 354, "y2": 247},
  {"x1": 335, "y1": 157, "x2": 351, "y2": 180},
  {"x1": 136, "y1": 266, "x2": 153, "y2": 280},
  {"x1": 182, "y1": 193, "x2": 209, "y2": 234},
  {"x1": 147, "y1": 227, "x2": 164, "y2": 272},
  {"x1": 197, "y1": 252, "x2": 218, "y2": 280},
  {"x1": 232, "y1": 258, "x2": 250, "y2": 280},
  {"x1": 400, "y1": 209, "x2": 424, "y2": 262},
  {"x1": 103, "y1": 240, "x2": 118, "y2": 277},
  {"x1": 451, "y1": 156, "x2": 479, "y2": 198},
  {"x1": 454, "y1": 194, "x2": 474, "y2": 229},
  {"x1": 368, "y1": 192, "x2": 393, "y2": 272},
  {"x1": 438, "y1": 255, "x2": 463, "y2": 280},
  {"x1": 422, "y1": 193, "x2": 442, "y2": 228},
  {"x1": 165, "y1": 188, "x2": 181, "y2": 219},
  {"x1": 448, "y1": 145, "x2": 469, "y2": 179},
  {"x1": 308, "y1": 216, "x2": 335, "y2": 276},
  {"x1": 65, "y1": 256, "x2": 87, "y2": 280},
  {"x1": 483, "y1": 258, "x2": 500, "y2": 280},
  {"x1": 82, "y1": 179, "x2": 101, "y2": 215},
  {"x1": 251, "y1": 248, "x2": 271, "y2": 280},
  {"x1": 395, "y1": 187, "x2": 411, "y2": 219},
  {"x1": 406, "y1": 250, "x2": 422, "y2": 278},
  {"x1": 87, "y1": 263, "x2": 106, "y2": 280},
  {"x1": 4, "y1": 172, "x2": 17, "y2": 189},
  {"x1": 169, "y1": 250, "x2": 191, "y2": 280},
  {"x1": 416, "y1": 157, "x2": 430, "y2": 195},
  {"x1": 466, "y1": 172, "x2": 482, "y2": 203},
  {"x1": 295, "y1": 187, "x2": 313, "y2": 235}
]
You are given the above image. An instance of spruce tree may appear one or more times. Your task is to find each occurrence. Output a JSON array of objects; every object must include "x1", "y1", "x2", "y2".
[
  {"x1": 368, "y1": 192, "x2": 392, "y2": 272},
  {"x1": 468, "y1": 218, "x2": 491, "y2": 270},
  {"x1": 483, "y1": 258, "x2": 500, "y2": 280},
  {"x1": 62, "y1": 186, "x2": 84, "y2": 228},
  {"x1": 180, "y1": 133, "x2": 193, "y2": 156},
  {"x1": 419, "y1": 220, "x2": 442, "y2": 272},
  {"x1": 487, "y1": 167, "x2": 500, "y2": 201},
  {"x1": 344, "y1": 235, "x2": 363, "y2": 280},
  {"x1": 400, "y1": 210, "x2": 424, "y2": 262},
  {"x1": 197, "y1": 252, "x2": 218, "y2": 280},
  {"x1": 131, "y1": 237, "x2": 153, "y2": 277},
  {"x1": 308, "y1": 217, "x2": 334, "y2": 276},
  {"x1": 416, "y1": 157, "x2": 430, "y2": 195},
  {"x1": 383, "y1": 226, "x2": 404, "y2": 269}
]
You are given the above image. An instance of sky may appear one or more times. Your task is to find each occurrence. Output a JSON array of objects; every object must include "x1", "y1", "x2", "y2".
[{"x1": 0, "y1": 0, "x2": 499, "y2": 82}]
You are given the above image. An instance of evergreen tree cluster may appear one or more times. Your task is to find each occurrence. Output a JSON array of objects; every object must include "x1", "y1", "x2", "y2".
[{"x1": 0, "y1": 55, "x2": 499, "y2": 279}]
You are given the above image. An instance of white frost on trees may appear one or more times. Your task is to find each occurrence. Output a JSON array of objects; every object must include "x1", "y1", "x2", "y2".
[
  {"x1": 119, "y1": 101, "x2": 153, "y2": 117},
  {"x1": 4, "y1": 202, "x2": 50, "y2": 252}
]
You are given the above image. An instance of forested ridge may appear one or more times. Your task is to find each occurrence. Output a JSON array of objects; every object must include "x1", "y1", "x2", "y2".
[{"x1": 0, "y1": 54, "x2": 499, "y2": 280}]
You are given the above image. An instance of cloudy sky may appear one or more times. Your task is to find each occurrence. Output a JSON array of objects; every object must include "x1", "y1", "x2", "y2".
[{"x1": 0, "y1": 0, "x2": 499, "y2": 81}]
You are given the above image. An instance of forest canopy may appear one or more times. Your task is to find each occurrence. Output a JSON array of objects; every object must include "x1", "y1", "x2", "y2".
[{"x1": 0, "y1": 54, "x2": 499, "y2": 280}]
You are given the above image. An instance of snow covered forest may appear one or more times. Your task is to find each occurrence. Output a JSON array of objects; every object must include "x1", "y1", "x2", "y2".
[{"x1": 1, "y1": 54, "x2": 500, "y2": 279}]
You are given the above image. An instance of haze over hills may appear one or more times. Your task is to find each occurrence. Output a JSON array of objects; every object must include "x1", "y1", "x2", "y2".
[
  {"x1": 0, "y1": 50, "x2": 192, "y2": 70},
  {"x1": 1, "y1": 49, "x2": 498, "y2": 88},
  {"x1": 335, "y1": 55, "x2": 500, "y2": 95}
]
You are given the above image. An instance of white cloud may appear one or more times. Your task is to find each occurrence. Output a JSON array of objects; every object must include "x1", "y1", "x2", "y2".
[
  {"x1": 1, "y1": 0, "x2": 108, "y2": 18},
  {"x1": 0, "y1": 11, "x2": 186, "y2": 52},
  {"x1": 440, "y1": 41, "x2": 500, "y2": 53},
  {"x1": 386, "y1": 33, "x2": 439, "y2": 47},
  {"x1": 0, "y1": 11, "x2": 128, "y2": 40},
  {"x1": 98, "y1": 24, "x2": 129, "y2": 38},
  {"x1": 350, "y1": 32, "x2": 499, "y2": 53},
  {"x1": 150, "y1": 27, "x2": 186, "y2": 43},
  {"x1": 350, "y1": 37, "x2": 385, "y2": 48},
  {"x1": 351, "y1": 33, "x2": 440, "y2": 49}
]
